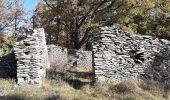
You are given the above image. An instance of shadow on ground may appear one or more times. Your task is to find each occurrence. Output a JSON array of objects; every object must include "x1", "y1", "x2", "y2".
[
  {"x1": 0, "y1": 95, "x2": 62, "y2": 100},
  {"x1": 141, "y1": 47, "x2": 170, "y2": 87},
  {"x1": 0, "y1": 52, "x2": 17, "y2": 79},
  {"x1": 0, "y1": 95, "x2": 26, "y2": 100}
]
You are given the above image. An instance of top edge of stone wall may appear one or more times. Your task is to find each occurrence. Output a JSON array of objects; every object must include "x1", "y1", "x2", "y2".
[{"x1": 99, "y1": 24, "x2": 170, "y2": 43}]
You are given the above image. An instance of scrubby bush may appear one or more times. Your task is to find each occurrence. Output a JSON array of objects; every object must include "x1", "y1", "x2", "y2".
[
  {"x1": 46, "y1": 58, "x2": 93, "y2": 84},
  {"x1": 0, "y1": 33, "x2": 16, "y2": 54},
  {"x1": 110, "y1": 80, "x2": 142, "y2": 93},
  {"x1": 46, "y1": 59, "x2": 72, "y2": 82}
]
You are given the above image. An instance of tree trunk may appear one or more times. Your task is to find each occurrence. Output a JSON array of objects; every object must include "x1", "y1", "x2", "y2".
[
  {"x1": 70, "y1": 30, "x2": 80, "y2": 49},
  {"x1": 13, "y1": 15, "x2": 17, "y2": 38}
]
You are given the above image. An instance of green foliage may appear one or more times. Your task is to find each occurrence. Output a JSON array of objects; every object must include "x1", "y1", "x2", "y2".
[
  {"x1": 38, "y1": 0, "x2": 138, "y2": 49},
  {"x1": 37, "y1": 0, "x2": 170, "y2": 49},
  {"x1": 115, "y1": 0, "x2": 170, "y2": 40},
  {"x1": 0, "y1": 33, "x2": 16, "y2": 53}
]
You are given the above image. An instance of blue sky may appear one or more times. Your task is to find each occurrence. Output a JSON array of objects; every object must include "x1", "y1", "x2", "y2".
[
  {"x1": 23, "y1": 0, "x2": 40, "y2": 18},
  {"x1": 24, "y1": 0, "x2": 40, "y2": 11}
]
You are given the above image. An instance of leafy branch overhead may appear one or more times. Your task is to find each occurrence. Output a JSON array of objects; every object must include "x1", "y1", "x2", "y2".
[{"x1": 34, "y1": 0, "x2": 170, "y2": 50}]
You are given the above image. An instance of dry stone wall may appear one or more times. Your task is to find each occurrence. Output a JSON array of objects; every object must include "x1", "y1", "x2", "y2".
[
  {"x1": 14, "y1": 28, "x2": 50, "y2": 87},
  {"x1": 68, "y1": 49, "x2": 92, "y2": 67},
  {"x1": 48, "y1": 45, "x2": 68, "y2": 67},
  {"x1": 93, "y1": 25, "x2": 170, "y2": 85},
  {"x1": 76, "y1": 51, "x2": 92, "y2": 67},
  {"x1": 47, "y1": 45, "x2": 92, "y2": 68}
]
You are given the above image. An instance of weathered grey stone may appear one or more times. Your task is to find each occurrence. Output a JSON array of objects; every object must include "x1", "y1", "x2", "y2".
[
  {"x1": 47, "y1": 45, "x2": 92, "y2": 68},
  {"x1": 68, "y1": 49, "x2": 92, "y2": 67},
  {"x1": 14, "y1": 28, "x2": 49, "y2": 87},
  {"x1": 48, "y1": 45, "x2": 68, "y2": 67},
  {"x1": 93, "y1": 24, "x2": 170, "y2": 85},
  {"x1": 76, "y1": 51, "x2": 92, "y2": 67}
]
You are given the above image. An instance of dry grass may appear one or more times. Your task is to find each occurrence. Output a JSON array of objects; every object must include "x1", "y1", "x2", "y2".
[
  {"x1": 47, "y1": 65, "x2": 94, "y2": 83},
  {"x1": 0, "y1": 79, "x2": 169, "y2": 100},
  {"x1": 68, "y1": 67, "x2": 93, "y2": 73},
  {"x1": 67, "y1": 67, "x2": 93, "y2": 83},
  {"x1": 0, "y1": 79, "x2": 15, "y2": 96}
]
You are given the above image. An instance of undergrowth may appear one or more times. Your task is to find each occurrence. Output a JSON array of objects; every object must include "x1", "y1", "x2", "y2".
[{"x1": 0, "y1": 79, "x2": 169, "y2": 100}]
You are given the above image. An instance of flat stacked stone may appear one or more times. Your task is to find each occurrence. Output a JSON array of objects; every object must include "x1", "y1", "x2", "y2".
[
  {"x1": 93, "y1": 24, "x2": 170, "y2": 86},
  {"x1": 14, "y1": 28, "x2": 50, "y2": 87}
]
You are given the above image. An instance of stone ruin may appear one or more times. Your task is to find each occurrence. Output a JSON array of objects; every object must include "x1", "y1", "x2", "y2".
[
  {"x1": 48, "y1": 45, "x2": 68, "y2": 67},
  {"x1": 14, "y1": 28, "x2": 50, "y2": 86},
  {"x1": 47, "y1": 45, "x2": 92, "y2": 68},
  {"x1": 12, "y1": 28, "x2": 92, "y2": 86},
  {"x1": 93, "y1": 25, "x2": 170, "y2": 85},
  {"x1": 2, "y1": 24, "x2": 170, "y2": 86},
  {"x1": 68, "y1": 49, "x2": 92, "y2": 68}
]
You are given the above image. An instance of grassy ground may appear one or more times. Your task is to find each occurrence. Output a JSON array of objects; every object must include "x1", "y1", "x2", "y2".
[{"x1": 0, "y1": 79, "x2": 169, "y2": 100}]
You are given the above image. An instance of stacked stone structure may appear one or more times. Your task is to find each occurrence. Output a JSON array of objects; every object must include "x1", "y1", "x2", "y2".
[
  {"x1": 14, "y1": 28, "x2": 50, "y2": 86},
  {"x1": 47, "y1": 45, "x2": 92, "y2": 68},
  {"x1": 93, "y1": 25, "x2": 170, "y2": 85},
  {"x1": 6, "y1": 25, "x2": 170, "y2": 86},
  {"x1": 48, "y1": 45, "x2": 68, "y2": 67},
  {"x1": 68, "y1": 49, "x2": 92, "y2": 67}
]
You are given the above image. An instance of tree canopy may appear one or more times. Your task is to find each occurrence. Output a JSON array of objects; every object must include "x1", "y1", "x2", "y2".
[
  {"x1": 33, "y1": 0, "x2": 168, "y2": 50},
  {"x1": 0, "y1": 0, "x2": 26, "y2": 53}
]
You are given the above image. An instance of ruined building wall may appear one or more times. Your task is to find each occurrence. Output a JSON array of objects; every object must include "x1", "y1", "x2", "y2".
[
  {"x1": 48, "y1": 45, "x2": 68, "y2": 67},
  {"x1": 68, "y1": 49, "x2": 92, "y2": 67},
  {"x1": 47, "y1": 45, "x2": 92, "y2": 68},
  {"x1": 14, "y1": 28, "x2": 50, "y2": 86},
  {"x1": 93, "y1": 25, "x2": 170, "y2": 85}
]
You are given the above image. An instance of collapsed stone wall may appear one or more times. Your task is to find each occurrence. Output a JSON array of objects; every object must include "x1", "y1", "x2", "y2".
[
  {"x1": 0, "y1": 42, "x2": 92, "y2": 85},
  {"x1": 48, "y1": 45, "x2": 68, "y2": 67},
  {"x1": 47, "y1": 45, "x2": 92, "y2": 68},
  {"x1": 68, "y1": 49, "x2": 92, "y2": 67},
  {"x1": 14, "y1": 28, "x2": 50, "y2": 86},
  {"x1": 93, "y1": 25, "x2": 170, "y2": 85}
]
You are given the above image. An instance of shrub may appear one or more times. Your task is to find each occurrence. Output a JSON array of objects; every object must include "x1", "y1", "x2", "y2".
[
  {"x1": 0, "y1": 33, "x2": 16, "y2": 53},
  {"x1": 46, "y1": 59, "x2": 72, "y2": 82},
  {"x1": 110, "y1": 80, "x2": 142, "y2": 93}
]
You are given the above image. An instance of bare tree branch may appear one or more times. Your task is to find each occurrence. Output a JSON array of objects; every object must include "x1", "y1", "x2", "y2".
[
  {"x1": 78, "y1": 0, "x2": 116, "y2": 28},
  {"x1": 43, "y1": 0, "x2": 56, "y2": 9}
]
